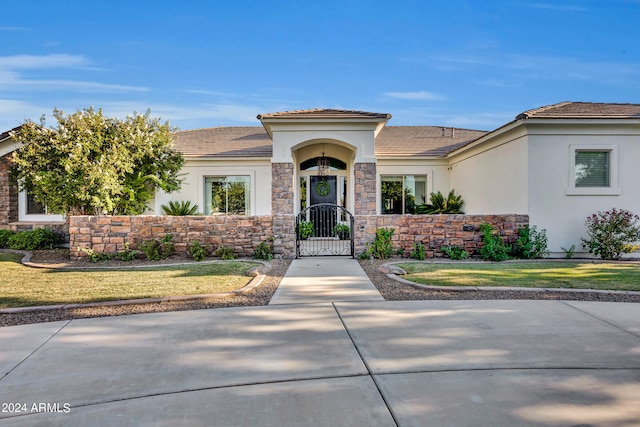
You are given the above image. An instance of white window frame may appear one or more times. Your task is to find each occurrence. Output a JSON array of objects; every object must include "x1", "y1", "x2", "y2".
[
  {"x1": 203, "y1": 174, "x2": 253, "y2": 216},
  {"x1": 18, "y1": 191, "x2": 65, "y2": 222},
  {"x1": 566, "y1": 145, "x2": 620, "y2": 196}
]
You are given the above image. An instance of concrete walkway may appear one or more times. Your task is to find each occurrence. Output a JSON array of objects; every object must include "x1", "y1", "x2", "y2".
[
  {"x1": 269, "y1": 256, "x2": 383, "y2": 305},
  {"x1": 1, "y1": 259, "x2": 639, "y2": 426}
]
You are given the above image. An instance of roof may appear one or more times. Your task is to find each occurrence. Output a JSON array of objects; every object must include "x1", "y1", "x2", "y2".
[
  {"x1": 0, "y1": 125, "x2": 22, "y2": 142},
  {"x1": 375, "y1": 126, "x2": 488, "y2": 156},
  {"x1": 172, "y1": 125, "x2": 488, "y2": 158},
  {"x1": 257, "y1": 108, "x2": 391, "y2": 120},
  {"x1": 173, "y1": 127, "x2": 271, "y2": 157},
  {"x1": 517, "y1": 101, "x2": 640, "y2": 119}
]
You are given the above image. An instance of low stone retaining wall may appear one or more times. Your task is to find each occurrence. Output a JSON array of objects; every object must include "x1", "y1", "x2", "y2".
[
  {"x1": 69, "y1": 215, "x2": 273, "y2": 259},
  {"x1": 354, "y1": 214, "x2": 529, "y2": 258},
  {"x1": 69, "y1": 213, "x2": 528, "y2": 260}
]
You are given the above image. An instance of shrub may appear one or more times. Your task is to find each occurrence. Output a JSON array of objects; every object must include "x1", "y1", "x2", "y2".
[
  {"x1": 116, "y1": 242, "x2": 138, "y2": 261},
  {"x1": 364, "y1": 228, "x2": 395, "y2": 260},
  {"x1": 215, "y1": 245, "x2": 236, "y2": 260},
  {"x1": 161, "y1": 200, "x2": 198, "y2": 216},
  {"x1": 7, "y1": 228, "x2": 58, "y2": 251},
  {"x1": 298, "y1": 221, "x2": 314, "y2": 239},
  {"x1": 78, "y1": 247, "x2": 113, "y2": 262},
  {"x1": 478, "y1": 224, "x2": 510, "y2": 261},
  {"x1": 253, "y1": 239, "x2": 274, "y2": 261},
  {"x1": 561, "y1": 245, "x2": 576, "y2": 259},
  {"x1": 513, "y1": 225, "x2": 549, "y2": 259},
  {"x1": 581, "y1": 208, "x2": 640, "y2": 260},
  {"x1": 190, "y1": 241, "x2": 208, "y2": 262},
  {"x1": 441, "y1": 245, "x2": 470, "y2": 260},
  {"x1": 0, "y1": 230, "x2": 15, "y2": 248},
  {"x1": 140, "y1": 234, "x2": 175, "y2": 261},
  {"x1": 415, "y1": 190, "x2": 465, "y2": 214},
  {"x1": 410, "y1": 241, "x2": 426, "y2": 260}
]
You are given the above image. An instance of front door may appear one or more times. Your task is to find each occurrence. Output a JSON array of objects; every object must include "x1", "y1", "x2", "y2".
[{"x1": 309, "y1": 176, "x2": 337, "y2": 237}]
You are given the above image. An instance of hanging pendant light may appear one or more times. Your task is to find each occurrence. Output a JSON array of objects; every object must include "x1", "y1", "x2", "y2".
[{"x1": 317, "y1": 144, "x2": 330, "y2": 176}]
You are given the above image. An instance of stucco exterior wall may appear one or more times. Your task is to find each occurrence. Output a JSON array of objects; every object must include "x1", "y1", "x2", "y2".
[
  {"x1": 527, "y1": 123, "x2": 640, "y2": 256},
  {"x1": 153, "y1": 159, "x2": 272, "y2": 216},
  {"x1": 449, "y1": 128, "x2": 528, "y2": 215}
]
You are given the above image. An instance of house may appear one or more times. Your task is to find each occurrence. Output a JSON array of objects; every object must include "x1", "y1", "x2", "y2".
[{"x1": 2, "y1": 102, "x2": 639, "y2": 258}]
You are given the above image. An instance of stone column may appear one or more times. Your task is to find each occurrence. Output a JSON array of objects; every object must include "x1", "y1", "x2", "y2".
[
  {"x1": 353, "y1": 162, "x2": 377, "y2": 255},
  {"x1": 0, "y1": 155, "x2": 18, "y2": 227},
  {"x1": 271, "y1": 162, "x2": 295, "y2": 258}
]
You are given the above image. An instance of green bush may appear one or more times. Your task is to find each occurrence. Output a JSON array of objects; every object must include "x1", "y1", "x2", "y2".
[
  {"x1": 298, "y1": 221, "x2": 314, "y2": 239},
  {"x1": 364, "y1": 228, "x2": 395, "y2": 260},
  {"x1": 415, "y1": 190, "x2": 465, "y2": 214},
  {"x1": 581, "y1": 208, "x2": 640, "y2": 260},
  {"x1": 161, "y1": 200, "x2": 198, "y2": 216},
  {"x1": 116, "y1": 243, "x2": 138, "y2": 261},
  {"x1": 7, "y1": 228, "x2": 58, "y2": 251},
  {"x1": 0, "y1": 229, "x2": 15, "y2": 248},
  {"x1": 410, "y1": 241, "x2": 426, "y2": 260},
  {"x1": 215, "y1": 245, "x2": 236, "y2": 260},
  {"x1": 189, "y1": 241, "x2": 208, "y2": 262},
  {"x1": 513, "y1": 225, "x2": 549, "y2": 259},
  {"x1": 252, "y1": 240, "x2": 273, "y2": 261},
  {"x1": 478, "y1": 224, "x2": 510, "y2": 262},
  {"x1": 140, "y1": 234, "x2": 175, "y2": 261},
  {"x1": 441, "y1": 245, "x2": 470, "y2": 260}
]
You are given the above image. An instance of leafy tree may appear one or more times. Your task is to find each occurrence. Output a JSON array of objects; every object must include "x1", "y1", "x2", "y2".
[
  {"x1": 415, "y1": 190, "x2": 465, "y2": 214},
  {"x1": 10, "y1": 107, "x2": 184, "y2": 216}
]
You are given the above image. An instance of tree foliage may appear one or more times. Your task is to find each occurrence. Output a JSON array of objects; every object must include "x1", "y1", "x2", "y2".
[
  {"x1": 415, "y1": 190, "x2": 465, "y2": 214},
  {"x1": 11, "y1": 107, "x2": 184, "y2": 216}
]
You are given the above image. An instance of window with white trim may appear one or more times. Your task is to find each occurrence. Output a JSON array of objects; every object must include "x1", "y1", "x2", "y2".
[
  {"x1": 567, "y1": 145, "x2": 619, "y2": 195},
  {"x1": 204, "y1": 176, "x2": 250, "y2": 215}
]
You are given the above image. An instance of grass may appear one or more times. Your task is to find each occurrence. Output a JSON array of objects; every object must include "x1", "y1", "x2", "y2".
[
  {"x1": 0, "y1": 253, "x2": 258, "y2": 308},
  {"x1": 398, "y1": 261, "x2": 640, "y2": 291}
]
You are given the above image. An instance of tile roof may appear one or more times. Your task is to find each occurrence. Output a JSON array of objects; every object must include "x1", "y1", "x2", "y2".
[
  {"x1": 173, "y1": 127, "x2": 272, "y2": 157},
  {"x1": 517, "y1": 102, "x2": 640, "y2": 119},
  {"x1": 375, "y1": 126, "x2": 488, "y2": 156},
  {"x1": 173, "y1": 125, "x2": 488, "y2": 158},
  {"x1": 257, "y1": 108, "x2": 391, "y2": 120}
]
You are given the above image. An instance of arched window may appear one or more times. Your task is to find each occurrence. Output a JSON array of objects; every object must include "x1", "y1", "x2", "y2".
[{"x1": 299, "y1": 157, "x2": 346, "y2": 171}]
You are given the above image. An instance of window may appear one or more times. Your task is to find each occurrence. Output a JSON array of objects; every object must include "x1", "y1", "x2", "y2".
[
  {"x1": 567, "y1": 145, "x2": 619, "y2": 196},
  {"x1": 575, "y1": 151, "x2": 609, "y2": 187},
  {"x1": 205, "y1": 176, "x2": 250, "y2": 215},
  {"x1": 381, "y1": 175, "x2": 427, "y2": 214},
  {"x1": 26, "y1": 192, "x2": 47, "y2": 214}
]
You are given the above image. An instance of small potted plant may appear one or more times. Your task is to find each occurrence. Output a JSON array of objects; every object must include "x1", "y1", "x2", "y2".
[
  {"x1": 333, "y1": 223, "x2": 350, "y2": 240},
  {"x1": 298, "y1": 221, "x2": 314, "y2": 240}
]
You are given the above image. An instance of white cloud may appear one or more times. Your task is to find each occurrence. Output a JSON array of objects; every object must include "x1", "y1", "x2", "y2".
[
  {"x1": 526, "y1": 3, "x2": 588, "y2": 12},
  {"x1": 384, "y1": 91, "x2": 445, "y2": 101},
  {"x1": 0, "y1": 54, "x2": 88, "y2": 69}
]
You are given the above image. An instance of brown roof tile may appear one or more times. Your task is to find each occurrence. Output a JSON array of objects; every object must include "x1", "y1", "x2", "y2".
[
  {"x1": 257, "y1": 108, "x2": 391, "y2": 120},
  {"x1": 517, "y1": 102, "x2": 640, "y2": 119},
  {"x1": 173, "y1": 127, "x2": 271, "y2": 157},
  {"x1": 375, "y1": 126, "x2": 488, "y2": 156}
]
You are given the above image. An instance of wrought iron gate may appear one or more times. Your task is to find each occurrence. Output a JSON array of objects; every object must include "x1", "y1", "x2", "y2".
[{"x1": 296, "y1": 203, "x2": 354, "y2": 258}]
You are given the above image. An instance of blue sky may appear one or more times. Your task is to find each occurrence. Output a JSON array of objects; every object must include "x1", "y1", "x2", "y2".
[{"x1": 1, "y1": 0, "x2": 639, "y2": 132}]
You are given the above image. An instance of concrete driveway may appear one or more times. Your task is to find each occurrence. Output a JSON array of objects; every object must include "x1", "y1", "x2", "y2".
[{"x1": 1, "y1": 298, "x2": 639, "y2": 426}]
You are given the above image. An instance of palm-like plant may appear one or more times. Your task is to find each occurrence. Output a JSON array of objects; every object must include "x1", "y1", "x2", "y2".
[
  {"x1": 415, "y1": 190, "x2": 465, "y2": 214},
  {"x1": 161, "y1": 200, "x2": 199, "y2": 216}
]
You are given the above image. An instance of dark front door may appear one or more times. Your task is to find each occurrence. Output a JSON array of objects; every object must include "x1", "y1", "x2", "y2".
[{"x1": 309, "y1": 176, "x2": 337, "y2": 237}]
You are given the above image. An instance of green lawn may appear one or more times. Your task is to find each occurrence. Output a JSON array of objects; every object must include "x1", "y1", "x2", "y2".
[
  {"x1": 398, "y1": 261, "x2": 640, "y2": 291},
  {"x1": 0, "y1": 253, "x2": 258, "y2": 308}
]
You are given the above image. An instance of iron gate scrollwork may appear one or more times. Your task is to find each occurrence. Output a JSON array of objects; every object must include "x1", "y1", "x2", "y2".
[{"x1": 296, "y1": 203, "x2": 354, "y2": 258}]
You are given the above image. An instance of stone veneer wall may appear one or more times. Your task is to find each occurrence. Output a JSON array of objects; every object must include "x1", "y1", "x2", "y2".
[
  {"x1": 0, "y1": 154, "x2": 18, "y2": 227},
  {"x1": 69, "y1": 215, "x2": 272, "y2": 259},
  {"x1": 354, "y1": 214, "x2": 529, "y2": 258},
  {"x1": 271, "y1": 162, "x2": 295, "y2": 258}
]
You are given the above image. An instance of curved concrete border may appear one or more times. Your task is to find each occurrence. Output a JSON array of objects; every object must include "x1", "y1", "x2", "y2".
[
  {"x1": 381, "y1": 260, "x2": 640, "y2": 296},
  {"x1": 0, "y1": 249, "x2": 271, "y2": 314}
]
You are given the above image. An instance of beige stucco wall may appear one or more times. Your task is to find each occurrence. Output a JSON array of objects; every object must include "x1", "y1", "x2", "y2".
[
  {"x1": 527, "y1": 122, "x2": 640, "y2": 256},
  {"x1": 153, "y1": 158, "x2": 272, "y2": 216},
  {"x1": 448, "y1": 127, "x2": 529, "y2": 215}
]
